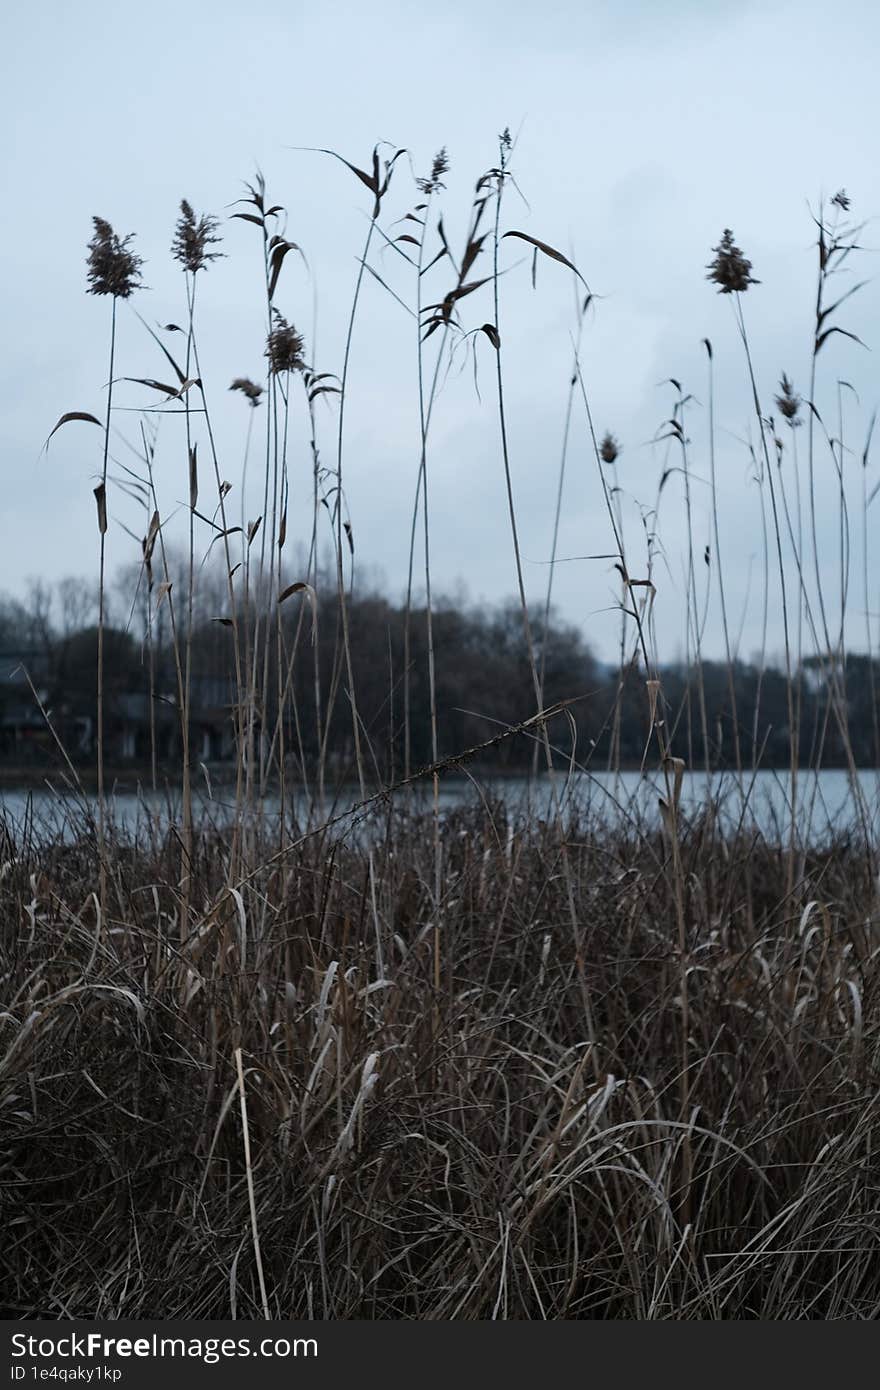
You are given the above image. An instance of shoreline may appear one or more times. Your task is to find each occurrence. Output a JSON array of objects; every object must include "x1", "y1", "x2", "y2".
[{"x1": 0, "y1": 761, "x2": 877, "y2": 792}]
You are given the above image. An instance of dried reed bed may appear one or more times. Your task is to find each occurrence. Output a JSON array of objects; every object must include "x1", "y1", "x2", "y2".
[
  {"x1": 11, "y1": 142, "x2": 880, "y2": 1320},
  {"x1": 2, "y1": 801, "x2": 878, "y2": 1319}
]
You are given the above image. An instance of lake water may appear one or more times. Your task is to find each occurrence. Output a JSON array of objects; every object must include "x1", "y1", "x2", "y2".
[{"x1": 2, "y1": 768, "x2": 880, "y2": 845}]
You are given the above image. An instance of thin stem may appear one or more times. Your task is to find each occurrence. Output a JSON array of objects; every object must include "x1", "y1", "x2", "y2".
[
  {"x1": 333, "y1": 220, "x2": 377, "y2": 800},
  {"x1": 96, "y1": 296, "x2": 117, "y2": 912}
]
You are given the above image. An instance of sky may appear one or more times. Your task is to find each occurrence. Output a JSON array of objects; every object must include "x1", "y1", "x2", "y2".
[{"x1": 3, "y1": 0, "x2": 880, "y2": 664}]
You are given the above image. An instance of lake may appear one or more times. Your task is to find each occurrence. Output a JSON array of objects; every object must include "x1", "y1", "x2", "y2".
[{"x1": 2, "y1": 767, "x2": 879, "y2": 844}]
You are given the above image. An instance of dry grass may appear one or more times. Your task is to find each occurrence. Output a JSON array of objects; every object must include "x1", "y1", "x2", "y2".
[
  {"x1": 2, "y1": 799, "x2": 878, "y2": 1319},
  {"x1": 10, "y1": 146, "x2": 880, "y2": 1321}
]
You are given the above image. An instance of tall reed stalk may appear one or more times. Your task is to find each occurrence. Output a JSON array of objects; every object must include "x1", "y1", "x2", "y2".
[{"x1": 85, "y1": 218, "x2": 143, "y2": 907}]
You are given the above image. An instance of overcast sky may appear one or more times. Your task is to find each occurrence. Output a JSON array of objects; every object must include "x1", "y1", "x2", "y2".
[{"x1": 3, "y1": 0, "x2": 879, "y2": 663}]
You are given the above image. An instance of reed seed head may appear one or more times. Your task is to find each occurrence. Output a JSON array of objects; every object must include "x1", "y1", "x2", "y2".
[
  {"x1": 230, "y1": 377, "x2": 263, "y2": 407},
  {"x1": 706, "y1": 228, "x2": 759, "y2": 295},
  {"x1": 86, "y1": 217, "x2": 143, "y2": 298},
  {"x1": 775, "y1": 373, "x2": 802, "y2": 426},
  {"x1": 600, "y1": 431, "x2": 621, "y2": 465},
  {"x1": 172, "y1": 199, "x2": 223, "y2": 273},
  {"x1": 416, "y1": 147, "x2": 449, "y2": 196},
  {"x1": 265, "y1": 313, "x2": 306, "y2": 376}
]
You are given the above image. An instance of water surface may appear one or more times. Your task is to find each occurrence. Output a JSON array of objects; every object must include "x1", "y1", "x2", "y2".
[{"x1": 2, "y1": 768, "x2": 879, "y2": 845}]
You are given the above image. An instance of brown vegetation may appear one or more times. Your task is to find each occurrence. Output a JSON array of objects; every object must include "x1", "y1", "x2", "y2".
[{"x1": 2, "y1": 143, "x2": 879, "y2": 1319}]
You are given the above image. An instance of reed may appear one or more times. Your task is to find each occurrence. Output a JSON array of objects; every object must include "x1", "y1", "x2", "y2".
[{"x1": 13, "y1": 149, "x2": 880, "y2": 1320}]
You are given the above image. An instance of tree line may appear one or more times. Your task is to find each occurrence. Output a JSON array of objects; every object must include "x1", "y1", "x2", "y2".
[{"x1": 0, "y1": 573, "x2": 877, "y2": 775}]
